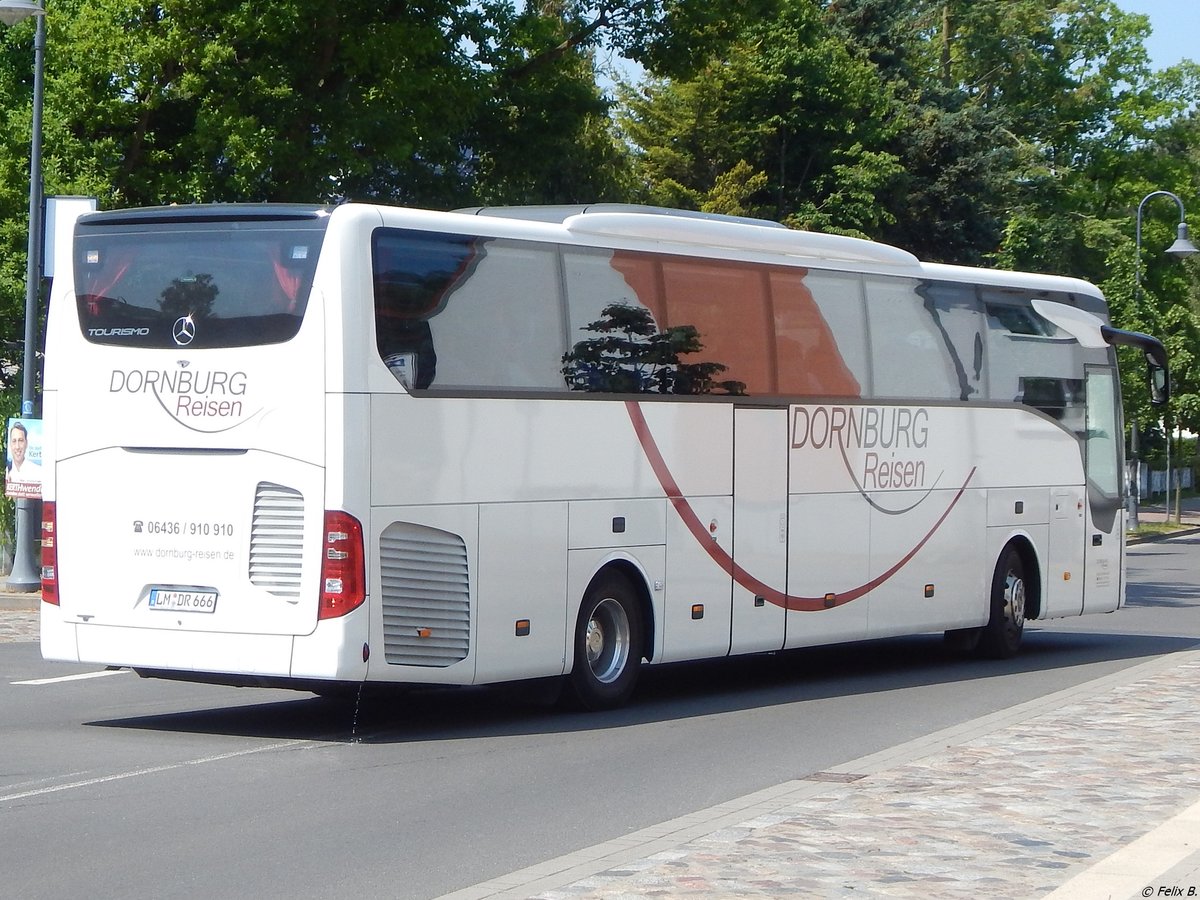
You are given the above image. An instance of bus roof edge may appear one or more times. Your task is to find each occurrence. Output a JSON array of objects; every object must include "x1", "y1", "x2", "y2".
[{"x1": 563, "y1": 212, "x2": 921, "y2": 267}]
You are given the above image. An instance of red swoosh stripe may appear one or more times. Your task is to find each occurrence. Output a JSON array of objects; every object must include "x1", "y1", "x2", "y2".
[{"x1": 626, "y1": 400, "x2": 976, "y2": 612}]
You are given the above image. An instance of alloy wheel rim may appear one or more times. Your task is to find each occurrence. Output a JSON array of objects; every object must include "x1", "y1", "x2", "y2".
[
  {"x1": 1005, "y1": 573, "x2": 1026, "y2": 629},
  {"x1": 586, "y1": 597, "x2": 631, "y2": 684}
]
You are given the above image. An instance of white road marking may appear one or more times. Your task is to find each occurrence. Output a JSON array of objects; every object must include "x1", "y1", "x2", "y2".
[
  {"x1": 0, "y1": 740, "x2": 312, "y2": 804},
  {"x1": 1040, "y1": 797, "x2": 1200, "y2": 899},
  {"x1": 12, "y1": 669, "x2": 130, "y2": 685}
]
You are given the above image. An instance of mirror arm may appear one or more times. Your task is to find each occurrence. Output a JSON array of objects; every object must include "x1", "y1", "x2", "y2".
[{"x1": 1101, "y1": 325, "x2": 1170, "y2": 406}]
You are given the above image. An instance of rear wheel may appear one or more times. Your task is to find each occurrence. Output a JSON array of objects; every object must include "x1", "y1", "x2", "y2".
[
  {"x1": 943, "y1": 626, "x2": 981, "y2": 654},
  {"x1": 568, "y1": 572, "x2": 643, "y2": 710},
  {"x1": 980, "y1": 546, "x2": 1026, "y2": 659}
]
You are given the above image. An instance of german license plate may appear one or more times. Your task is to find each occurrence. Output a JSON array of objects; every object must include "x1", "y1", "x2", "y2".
[{"x1": 148, "y1": 589, "x2": 218, "y2": 613}]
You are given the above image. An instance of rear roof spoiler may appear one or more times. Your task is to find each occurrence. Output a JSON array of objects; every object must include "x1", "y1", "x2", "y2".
[{"x1": 79, "y1": 204, "x2": 332, "y2": 227}]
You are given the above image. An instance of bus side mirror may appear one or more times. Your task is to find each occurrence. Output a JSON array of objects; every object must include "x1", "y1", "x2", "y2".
[
  {"x1": 1147, "y1": 354, "x2": 1170, "y2": 407},
  {"x1": 1100, "y1": 325, "x2": 1170, "y2": 407}
]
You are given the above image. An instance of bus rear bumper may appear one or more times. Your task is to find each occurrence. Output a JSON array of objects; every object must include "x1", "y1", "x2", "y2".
[
  {"x1": 41, "y1": 602, "x2": 79, "y2": 662},
  {"x1": 40, "y1": 605, "x2": 369, "y2": 685}
]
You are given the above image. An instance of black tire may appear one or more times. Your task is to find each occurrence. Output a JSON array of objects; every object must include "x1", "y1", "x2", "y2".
[
  {"x1": 943, "y1": 626, "x2": 981, "y2": 654},
  {"x1": 568, "y1": 572, "x2": 643, "y2": 711},
  {"x1": 979, "y1": 545, "x2": 1027, "y2": 659}
]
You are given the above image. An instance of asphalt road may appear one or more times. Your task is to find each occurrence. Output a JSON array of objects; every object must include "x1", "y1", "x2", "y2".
[{"x1": 2, "y1": 537, "x2": 1198, "y2": 899}]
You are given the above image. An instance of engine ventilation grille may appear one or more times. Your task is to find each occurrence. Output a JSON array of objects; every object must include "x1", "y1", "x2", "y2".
[
  {"x1": 380, "y1": 522, "x2": 470, "y2": 667},
  {"x1": 248, "y1": 482, "x2": 305, "y2": 597}
]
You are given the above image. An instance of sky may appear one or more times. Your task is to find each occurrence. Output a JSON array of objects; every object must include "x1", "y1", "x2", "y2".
[{"x1": 1116, "y1": 0, "x2": 1195, "y2": 69}]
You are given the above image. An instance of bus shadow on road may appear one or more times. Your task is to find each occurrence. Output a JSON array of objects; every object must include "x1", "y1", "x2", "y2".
[
  {"x1": 1124, "y1": 576, "x2": 1200, "y2": 608},
  {"x1": 84, "y1": 628, "x2": 1199, "y2": 744}
]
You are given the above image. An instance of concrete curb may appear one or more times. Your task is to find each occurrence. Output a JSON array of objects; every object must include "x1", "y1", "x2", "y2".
[
  {"x1": 0, "y1": 592, "x2": 40, "y2": 612},
  {"x1": 1127, "y1": 525, "x2": 1200, "y2": 544}
]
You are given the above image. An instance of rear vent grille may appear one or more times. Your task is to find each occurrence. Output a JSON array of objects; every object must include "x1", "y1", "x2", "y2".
[
  {"x1": 248, "y1": 482, "x2": 305, "y2": 597},
  {"x1": 380, "y1": 522, "x2": 470, "y2": 667}
]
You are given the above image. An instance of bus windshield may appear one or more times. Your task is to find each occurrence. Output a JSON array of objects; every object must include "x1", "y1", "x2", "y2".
[{"x1": 74, "y1": 216, "x2": 328, "y2": 349}]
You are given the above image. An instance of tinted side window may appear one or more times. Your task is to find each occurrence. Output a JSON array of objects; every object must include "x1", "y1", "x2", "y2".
[
  {"x1": 918, "y1": 281, "x2": 985, "y2": 402},
  {"x1": 564, "y1": 249, "x2": 876, "y2": 398},
  {"x1": 984, "y1": 287, "x2": 1076, "y2": 410},
  {"x1": 373, "y1": 229, "x2": 565, "y2": 391},
  {"x1": 563, "y1": 249, "x2": 750, "y2": 395},
  {"x1": 865, "y1": 276, "x2": 966, "y2": 400},
  {"x1": 561, "y1": 248, "x2": 668, "y2": 393},
  {"x1": 774, "y1": 269, "x2": 865, "y2": 398},
  {"x1": 980, "y1": 287, "x2": 1118, "y2": 437}
]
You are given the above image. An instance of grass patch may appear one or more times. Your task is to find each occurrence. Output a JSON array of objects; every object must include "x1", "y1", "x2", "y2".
[{"x1": 1129, "y1": 521, "x2": 1194, "y2": 537}]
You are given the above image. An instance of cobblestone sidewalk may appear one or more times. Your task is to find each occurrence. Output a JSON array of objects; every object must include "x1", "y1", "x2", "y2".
[
  {"x1": 445, "y1": 652, "x2": 1200, "y2": 900},
  {"x1": 0, "y1": 609, "x2": 37, "y2": 643}
]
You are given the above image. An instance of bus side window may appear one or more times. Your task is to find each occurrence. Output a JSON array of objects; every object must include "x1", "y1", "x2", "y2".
[
  {"x1": 657, "y1": 256, "x2": 768, "y2": 394},
  {"x1": 372, "y1": 230, "x2": 479, "y2": 389},
  {"x1": 865, "y1": 276, "x2": 965, "y2": 401},
  {"x1": 565, "y1": 248, "x2": 747, "y2": 395},
  {"x1": 771, "y1": 269, "x2": 865, "y2": 398}
]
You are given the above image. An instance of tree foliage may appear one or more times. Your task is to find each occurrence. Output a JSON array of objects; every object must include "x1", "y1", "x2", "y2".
[
  {"x1": 0, "y1": 0, "x2": 761, "y2": 375},
  {"x1": 0, "y1": 0, "x2": 1198, "y2": 457},
  {"x1": 617, "y1": 0, "x2": 1200, "y2": 439},
  {"x1": 618, "y1": 0, "x2": 902, "y2": 234}
]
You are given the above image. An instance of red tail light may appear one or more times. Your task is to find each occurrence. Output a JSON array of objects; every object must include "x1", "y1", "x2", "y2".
[
  {"x1": 41, "y1": 501, "x2": 59, "y2": 605},
  {"x1": 319, "y1": 510, "x2": 365, "y2": 619}
]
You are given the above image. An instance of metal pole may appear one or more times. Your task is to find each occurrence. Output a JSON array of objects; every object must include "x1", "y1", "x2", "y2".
[
  {"x1": 1133, "y1": 190, "x2": 1196, "y2": 534},
  {"x1": 1133, "y1": 199, "x2": 1146, "y2": 530},
  {"x1": 7, "y1": 10, "x2": 46, "y2": 591},
  {"x1": 1165, "y1": 414, "x2": 1171, "y2": 516},
  {"x1": 1174, "y1": 423, "x2": 1183, "y2": 524},
  {"x1": 1128, "y1": 418, "x2": 1139, "y2": 530}
]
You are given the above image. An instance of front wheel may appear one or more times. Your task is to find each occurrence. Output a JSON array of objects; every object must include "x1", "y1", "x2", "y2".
[
  {"x1": 568, "y1": 572, "x2": 643, "y2": 711},
  {"x1": 980, "y1": 546, "x2": 1026, "y2": 659}
]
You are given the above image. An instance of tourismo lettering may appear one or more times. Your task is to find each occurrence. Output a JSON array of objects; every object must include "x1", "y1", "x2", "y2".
[
  {"x1": 88, "y1": 327, "x2": 150, "y2": 337},
  {"x1": 791, "y1": 406, "x2": 929, "y2": 451}
]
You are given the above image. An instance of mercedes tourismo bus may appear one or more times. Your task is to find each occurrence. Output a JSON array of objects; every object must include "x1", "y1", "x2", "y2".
[{"x1": 39, "y1": 203, "x2": 1169, "y2": 709}]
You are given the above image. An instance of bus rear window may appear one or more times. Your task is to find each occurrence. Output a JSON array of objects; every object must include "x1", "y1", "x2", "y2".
[{"x1": 74, "y1": 220, "x2": 326, "y2": 349}]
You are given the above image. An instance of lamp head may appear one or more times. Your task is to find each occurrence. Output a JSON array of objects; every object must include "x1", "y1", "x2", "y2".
[
  {"x1": 1166, "y1": 222, "x2": 1199, "y2": 259},
  {"x1": 0, "y1": 1, "x2": 44, "y2": 27}
]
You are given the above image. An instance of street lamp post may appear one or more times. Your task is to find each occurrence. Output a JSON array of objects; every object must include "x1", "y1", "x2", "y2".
[
  {"x1": 1, "y1": 0, "x2": 46, "y2": 591},
  {"x1": 1134, "y1": 190, "x2": 1199, "y2": 528}
]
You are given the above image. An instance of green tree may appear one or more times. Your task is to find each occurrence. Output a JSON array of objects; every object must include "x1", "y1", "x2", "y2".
[
  {"x1": 827, "y1": 0, "x2": 1017, "y2": 262},
  {"x1": 618, "y1": 0, "x2": 902, "y2": 234},
  {"x1": 0, "y1": 0, "x2": 685, "y2": 387},
  {"x1": 832, "y1": 0, "x2": 1200, "y2": 435},
  {"x1": 1, "y1": 0, "x2": 1197, "y2": 465},
  {"x1": 466, "y1": 1, "x2": 634, "y2": 204}
]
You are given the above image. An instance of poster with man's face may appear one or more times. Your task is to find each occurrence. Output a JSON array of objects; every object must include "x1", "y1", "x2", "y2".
[{"x1": 5, "y1": 417, "x2": 43, "y2": 500}]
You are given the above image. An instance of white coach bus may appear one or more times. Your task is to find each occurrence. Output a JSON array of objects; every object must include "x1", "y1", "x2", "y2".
[{"x1": 39, "y1": 203, "x2": 1168, "y2": 709}]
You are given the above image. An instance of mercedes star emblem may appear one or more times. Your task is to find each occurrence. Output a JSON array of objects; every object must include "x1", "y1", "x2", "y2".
[{"x1": 172, "y1": 315, "x2": 196, "y2": 346}]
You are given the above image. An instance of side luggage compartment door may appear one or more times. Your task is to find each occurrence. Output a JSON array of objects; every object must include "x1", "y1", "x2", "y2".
[{"x1": 730, "y1": 406, "x2": 788, "y2": 654}]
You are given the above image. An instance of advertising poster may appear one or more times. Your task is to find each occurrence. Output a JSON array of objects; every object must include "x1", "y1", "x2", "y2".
[{"x1": 5, "y1": 417, "x2": 43, "y2": 500}]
